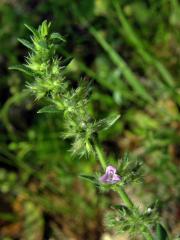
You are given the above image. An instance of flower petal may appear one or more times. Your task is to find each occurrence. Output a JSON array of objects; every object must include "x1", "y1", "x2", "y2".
[
  {"x1": 106, "y1": 165, "x2": 117, "y2": 174},
  {"x1": 99, "y1": 173, "x2": 109, "y2": 183},
  {"x1": 99, "y1": 165, "x2": 121, "y2": 184}
]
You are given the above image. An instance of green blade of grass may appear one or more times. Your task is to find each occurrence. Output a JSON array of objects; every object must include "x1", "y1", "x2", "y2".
[
  {"x1": 113, "y1": 0, "x2": 175, "y2": 87},
  {"x1": 90, "y1": 27, "x2": 153, "y2": 103}
]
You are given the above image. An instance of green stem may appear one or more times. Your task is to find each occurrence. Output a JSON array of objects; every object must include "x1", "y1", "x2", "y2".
[
  {"x1": 116, "y1": 186, "x2": 134, "y2": 209},
  {"x1": 94, "y1": 141, "x2": 154, "y2": 240},
  {"x1": 94, "y1": 143, "x2": 106, "y2": 170}
]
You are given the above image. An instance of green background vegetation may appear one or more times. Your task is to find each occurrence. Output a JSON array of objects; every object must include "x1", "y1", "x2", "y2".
[{"x1": 0, "y1": 0, "x2": 180, "y2": 239}]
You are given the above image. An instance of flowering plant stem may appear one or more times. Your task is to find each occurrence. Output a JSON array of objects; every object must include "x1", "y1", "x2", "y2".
[
  {"x1": 94, "y1": 142, "x2": 154, "y2": 240},
  {"x1": 11, "y1": 21, "x2": 161, "y2": 240}
]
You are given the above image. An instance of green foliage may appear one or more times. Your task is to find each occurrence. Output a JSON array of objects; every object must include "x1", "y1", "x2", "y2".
[
  {"x1": 155, "y1": 224, "x2": 169, "y2": 240},
  {"x1": 11, "y1": 20, "x2": 120, "y2": 158},
  {"x1": 21, "y1": 202, "x2": 44, "y2": 240},
  {"x1": 1, "y1": 0, "x2": 180, "y2": 239},
  {"x1": 117, "y1": 153, "x2": 143, "y2": 185},
  {"x1": 79, "y1": 174, "x2": 100, "y2": 187},
  {"x1": 105, "y1": 204, "x2": 158, "y2": 238},
  {"x1": 90, "y1": 27, "x2": 154, "y2": 103},
  {"x1": 0, "y1": 169, "x2": 18, "y2": 194}
]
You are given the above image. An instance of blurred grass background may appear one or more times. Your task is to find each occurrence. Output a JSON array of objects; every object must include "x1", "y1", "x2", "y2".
[{"x1": 0, "y1": 0, "x2": 180, "y2": 239}]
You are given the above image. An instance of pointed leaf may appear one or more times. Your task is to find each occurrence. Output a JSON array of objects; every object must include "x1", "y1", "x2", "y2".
[
  {"x1": 24, "y1": 23, "x2": 38, "y2": 36},
  {"x1": 40, "y1": 20, "x2": 49, "y2": 36},
  {"x1": 50, "y1": 32, "x2": 65, "y2": 42},
  {"x1": 61, "y1": 56, "x2": 73, "y2": 68},
  {"x1": 37, "y1": 105, "x2": 60, "y2": 114},
  {"x1": 98, "y1": 114, "x2": 120, "y2": 131},
  {"x1": 113, "y1": 205, "x2": 131, "y2": 215},
  {"x1": 156, "y1": 224, "x2": 168, "y2": 240},
  {"x1": 9, "y1": 65, "x2": 33, "y2": 76},
  {"x1": 106, "y1": 114, "x2": 120, "y2": 128},
  {"x1": 79, "y1": 174, "x2": 100, "y2": 186},
  {"x1": 18, "y1": 38, "x2": 34, "y2": 51},
  {"x1": 123, "y1": 152, "x2": 129, "y2": 163}
]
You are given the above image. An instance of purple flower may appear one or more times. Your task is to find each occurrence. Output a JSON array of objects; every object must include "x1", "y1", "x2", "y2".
[{"x1": 99, "y1": 165, "x2": 121, "y2": 184}]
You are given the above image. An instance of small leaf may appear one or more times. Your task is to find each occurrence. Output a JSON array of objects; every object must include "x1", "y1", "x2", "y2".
[
  {"x1": 156, "y1": 224, "x2": 168, "y2": 240},
  {"x1": 24, "y1": 23, "x2": 38, "y2": 36},
  {"x1": 18, "y1": 38, "x2": 34, "y2": 51},
  {"x1": 79, "y1": 174, "x2": 96, "y2": 182},
  {"x1": 37, "y1": 105, "x2": 60, "y2": 114},
  {"x1": 50, "y1": 32, "x2": 65, "y2": 42},
  {"x1": 105, "y1": 114, "x2": 120, "y2": 129},
  {"x1": 61, "y1": 57, "x2": 73, "y2": 68},
  {"x1": 79, "y1": 174, "x2": 100, "y2": 186},
  {"x1": 40, "y1": 20, "x2": 49, "y2": 37},
  {"x1": 123, "y1": 152, "x2": 129, "y2": 163},
  {"x1": 113, "y1": 205, "x2": 131, "y2": 215},
  {"x1": 98, "y1": 114, "x2": 120, "y2": 131},
  {"x1": 9, "y1": 65, "x2": 33, "y2": 76}
]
